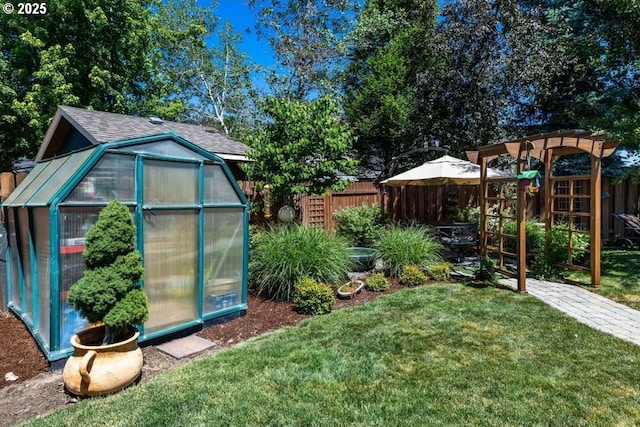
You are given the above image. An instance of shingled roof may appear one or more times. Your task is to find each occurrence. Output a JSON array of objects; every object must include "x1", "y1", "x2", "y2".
[{"x1": 36, "y1": 106, "x2": 249, "y2": 162}]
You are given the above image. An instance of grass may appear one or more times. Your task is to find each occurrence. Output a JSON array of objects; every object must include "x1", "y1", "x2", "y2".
[
  {"x1": 26, "y1": 283, "x2": 640, "y2": 426},
  {"x1": 566, "y1": 248, "x2": 640, "y2": 310}
]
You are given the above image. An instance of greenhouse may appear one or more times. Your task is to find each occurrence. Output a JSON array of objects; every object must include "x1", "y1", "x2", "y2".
[{"x1": 2, "y1": 133, "x2": 249, "y2": 361}]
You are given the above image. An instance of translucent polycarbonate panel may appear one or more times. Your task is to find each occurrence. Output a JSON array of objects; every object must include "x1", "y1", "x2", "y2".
[
  {"x1": 58, "y1": 207, "x2": 101, "y2": 345},
  {"x1": 143, "y1": 210, "x2": 198, "y2": 334},
  {"x1": 203, "y1": 208, "x2": 245, "y2": 315},
  {"x1": 2, "y1": 162, "x2": 51, "y2": 206},
  {"x1": 119, "y1": 140, "x2": 207, "y2": 160},
  {"x1": 58, "y1": 207, "x2": 101, "y2": 292},
  {"x1": 9, "y1": 158, "x2": 67, "y2": 206},
  {"x1": 17, "y1": 208, "x2": 33, "y2": 322},
  {"x1": 26, "y1": 149, "x2": 96, "y2": 206},
  {"x1": 144, "y1": 159, "x2": 199, "y2": 206},
  {"x1": 203, "y1": 164, "x2": 241, "y2": 204},
  {"x1": 65, "y1": 153, "x2": 135, "y2": 203},
  {"x1": 6, "y1": 208, "x2": 21, "y2": 308},
  {"x1": 33, "y1": 208, "x2": 50, "y2": 347}
]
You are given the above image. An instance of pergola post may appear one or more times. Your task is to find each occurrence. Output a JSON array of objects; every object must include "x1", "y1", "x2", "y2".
[{"x1": 591, "y1": 155, "x2": 602, "y2": 287}]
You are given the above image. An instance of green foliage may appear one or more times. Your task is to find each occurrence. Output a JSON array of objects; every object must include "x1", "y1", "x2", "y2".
[
  {"x1": 249, "y1": 225, "x2": 351, "y2": 302},
  {"x1": 532, "y1": 222, "x2": 590, "y2": 280},
  {"x1": 248, "y1": 0, "x2": 357, "y2": 99},
  {"x1": 243, "y1": 96, "x2": 358, "y2": 203},
  {"x1": 502, "y1": 219, "x2": 546, "y2": 255},
  {"x1": 426, "y1": 262, "x2": 452, "y2": 282},
  {"x1": 0, "y1": 1, "x2": 185, "y2": 169},
  {"x1": 152, "y1": 0, "x2": 256, "y2": 138},
  {"x1": 453, "y1": 206, "x2": 480, "y2": 224},
  {"x1": 344, "y1": 0, "x2": 441, "y2": 173},
  {"x1": 364, "y1": 272, "x2": 391, "y2": 292},
  {"x1": 474, "y1": 256, "x2": 497, "y2": 285},
  {"x1": 67, "y1": 201, "x2": 148, "y2": 342},
  {"x1": 399, "y1": 264, "x2": 427, "y2": 287},
  {"x1": 293, "y1": 277, "x2": 335, "y2": 315},
  {"x1": 332, "y1": 204, "x2": 387, "y2": 247},
  {"x1": 373, "y1": 224, "x2": 443, "y2": 278}
]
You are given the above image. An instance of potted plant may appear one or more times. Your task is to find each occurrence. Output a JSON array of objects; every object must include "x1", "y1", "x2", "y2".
[{"x1": 62, "y1": 200, "x2": 149, "y2": 397}]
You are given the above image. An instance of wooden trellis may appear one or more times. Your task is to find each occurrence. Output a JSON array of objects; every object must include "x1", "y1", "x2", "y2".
[{"x1": 468, "y1": 130, "x2": 618, "y2": 292}]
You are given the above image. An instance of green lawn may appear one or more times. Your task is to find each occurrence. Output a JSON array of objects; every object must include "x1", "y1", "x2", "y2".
[
  {"x1": 25, "y1": 283, "x2": 640, "y2": 426},
  {"x1": 566, "y1": 248, "x2": 640, "y2": 310}
]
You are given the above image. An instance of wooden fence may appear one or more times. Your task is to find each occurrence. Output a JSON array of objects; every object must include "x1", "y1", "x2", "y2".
[{"x1": 1, "y1": 172, "x2": 637, "y2": 239}]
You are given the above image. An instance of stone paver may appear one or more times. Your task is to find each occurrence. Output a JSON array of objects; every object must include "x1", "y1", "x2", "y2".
[{"x1": 499, "y1": 277, "x2": 640, "y2": 346}]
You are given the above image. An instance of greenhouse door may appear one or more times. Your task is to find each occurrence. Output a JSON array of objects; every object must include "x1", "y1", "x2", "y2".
[{"x1": 141, "y1": 159, "x2": 200, "y2": 336}]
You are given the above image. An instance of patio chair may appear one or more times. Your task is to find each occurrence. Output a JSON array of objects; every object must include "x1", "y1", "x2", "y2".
[
  {"x1": 438, "y1": 222, "x2": 479, "y2": 263},
  {"x1": 612, "y1": 213, "x2": 640, "y2": 249}
]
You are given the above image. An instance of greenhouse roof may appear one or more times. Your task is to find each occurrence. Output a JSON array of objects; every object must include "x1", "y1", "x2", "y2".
[{"x1": 36, "y1": 106, "x2": 249, "y2": 162}]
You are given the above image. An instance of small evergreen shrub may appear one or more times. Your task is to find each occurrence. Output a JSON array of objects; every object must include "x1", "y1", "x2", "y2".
[
  {"x1": 474, "y1": 256, "x2": 497, "y2": 285},
  {"x1": 365, "y1": 272, "x2": 391, "y2": 292},
  {"x1": 399, "y1": 264, "x2": 427, "y2": 287},
  {"x1": 333, "y1": 204, "x2": 387, "y2": 247},
  {"x1": 374, "y1": 224, "x2": 443, "y2": 278},
  {"x1": 249, "y1": 224, "x2": 351, "y2": 301},
  {"x1": 294, "y1": 277, "x2": 335, "y2": 315},
  {"x1": 67, "y1": 200, "x2": 148, "y2": 343},
  {"x1": 427, "y1": 262, "x2": 452, "y2": 282}
]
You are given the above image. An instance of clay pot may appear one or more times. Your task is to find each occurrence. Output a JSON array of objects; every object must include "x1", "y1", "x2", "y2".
[{"x1": 63, "y1": 325, "x2": 143, "y2": 397}]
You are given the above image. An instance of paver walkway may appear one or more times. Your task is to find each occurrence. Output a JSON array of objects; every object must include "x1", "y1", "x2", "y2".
[{"x1": 499, "y1": 277, "x2": 640, "y2": 346}]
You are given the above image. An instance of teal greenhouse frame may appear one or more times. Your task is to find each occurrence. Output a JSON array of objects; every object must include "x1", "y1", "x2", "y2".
[{"x1": 2, "y1": 133, "x2": 249, "y2": 361}]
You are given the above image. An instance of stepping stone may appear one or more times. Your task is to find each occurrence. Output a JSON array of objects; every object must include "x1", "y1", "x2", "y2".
[{"x1": 156, "y1": 335, "x2": 216, "y2": 359}]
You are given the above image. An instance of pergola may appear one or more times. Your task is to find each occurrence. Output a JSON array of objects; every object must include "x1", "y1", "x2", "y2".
[{"x1": 467, "y1": 130, "x2": 618, "y2": 292}]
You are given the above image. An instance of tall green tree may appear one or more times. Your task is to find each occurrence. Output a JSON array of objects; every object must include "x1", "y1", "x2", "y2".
[
  {"x1": 533, "y1": 0, "x2": 640, "y2": 148},
  {"x1": 243, "y1": 96, "x2": 358, "y2": 204},
  {"x1": 152, "y1": 0, "x2": 257, "y2": 138},
  {"x1": 0, "y1": 0, "x2": 182, "y2": 170},
  {"x1": 414, "y1": 0, "x2": 567, "y2": 156},
  {"x1": 248, "y1": 0, "x2": 359, "y2": 100},
  {"x1": 343, "y1": 0, "x2": 442, "y2": 175}
]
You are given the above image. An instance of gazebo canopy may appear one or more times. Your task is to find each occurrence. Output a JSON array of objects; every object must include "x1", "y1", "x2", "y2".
[{"x1": 381, "y1": 155, "x2": 512, "y2": 186}]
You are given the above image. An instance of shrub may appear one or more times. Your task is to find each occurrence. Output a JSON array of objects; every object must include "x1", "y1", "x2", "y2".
[
  {"x1": 294, "y1": 277, "x2": 335, "y2": 315},
  {"x1": 453, "y1": 205, "x2": 480, "y2": 224},
  {"x1": 474, "y1": 256, "x2": 497, "y2": 285},
  {"x1": 531, "y1": 222, "x2": 590, "y2": 279},
  {"x1": 67, "y1": 200, "x2": 148, "y2": 344},
  {"x1": 249, "y1": 224, "x2": 351, "y2": 301},
  {"x1": 502, "y1": 219, "x2": 545, "y2": 254},
  {"x1": 333, "y1": 204, "x2": 387, "y2": 247},
  {"x1": 427, "y1": 262, "x2": 452, "y2": 282},
  {"x1": 374, "y1": 224, "x2": 443, "y2": 278},
  {"x1": 399, "y1": 264, "x2": 427, "y2": 287},
  {"x1": 365, "y1": 272, "x2": 390, "y2": 292}
]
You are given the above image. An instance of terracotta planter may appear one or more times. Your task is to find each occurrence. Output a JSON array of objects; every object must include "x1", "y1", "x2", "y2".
[
  {"x1": 337, "y1": 280, "x2": 365, "y2": 299},
  {"x1": 63, "y1": 325, "x2": 143, "y2": 397}
]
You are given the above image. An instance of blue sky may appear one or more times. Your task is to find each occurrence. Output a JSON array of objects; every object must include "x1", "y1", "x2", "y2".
[{"x1": 213, "y1": 1, "x2": 275, "y2": 68}]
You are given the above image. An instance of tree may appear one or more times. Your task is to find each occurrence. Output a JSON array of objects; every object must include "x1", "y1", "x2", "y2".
[
  {"x1": 152, "y1": 0, "x2": 257, "y2": 138},
  {"x1": 248, "y1": 0, "x2": 359, "y2": 100},
  {"x1": 533, "y1": 0, "x2": 640, "y2": 148},
  {"x1": 343, "y1": 0, "x2": 442, "y2": 176},
  {"x1": 0, "y1": 0, "x2": 183, "y2": 170},
  {"x1": 414, "y1": 0, "x2": 567, "y2": 156},
  {"x1": 242, "y1": 96, "x2": 358, "y2": 204}
]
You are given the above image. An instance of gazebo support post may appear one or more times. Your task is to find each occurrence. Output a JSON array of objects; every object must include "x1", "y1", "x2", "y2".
[{"x1": 590, "y1": 155, "x2": 602, "y2": 287}]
